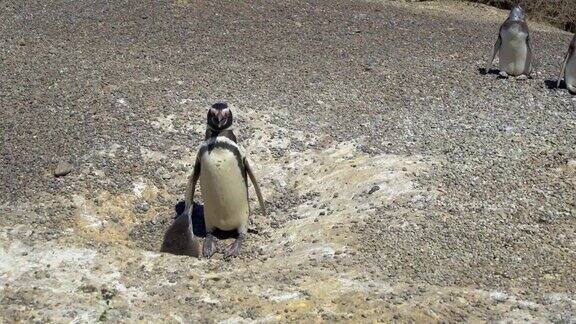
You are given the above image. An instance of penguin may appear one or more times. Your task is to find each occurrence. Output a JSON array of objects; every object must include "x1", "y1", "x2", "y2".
[
  {"x1": 486, "y1": 5, "x2": 533, "y2": 78},
  {"x1": 557, "y1": 34, "x2": 576, "y2": 94},
  {"x1": 184, "y1": 102, "x2": 266, "y2": 258}
]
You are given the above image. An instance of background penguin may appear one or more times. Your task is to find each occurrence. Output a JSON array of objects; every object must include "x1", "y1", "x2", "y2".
[
  {"x1": 557, "y1": 34, "x2": 576, "y2": 94},
  {"x1": 486, "y1": 5, "x2": 533, "y2": 78},
  {"x1": 185, "y1": 102, "x2": 266, "y2": 258}
]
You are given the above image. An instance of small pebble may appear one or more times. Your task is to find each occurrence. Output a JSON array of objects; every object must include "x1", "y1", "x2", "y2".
[
  {"x1": 54, "y1": 161, "x2": 74, "y2": 177},
  {"x1": 368, "y1": 185, "x2": 380, "y2": 195}
]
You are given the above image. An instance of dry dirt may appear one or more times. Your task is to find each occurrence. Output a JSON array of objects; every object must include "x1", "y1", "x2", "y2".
[{"x1": 1, "y1": 0, "x2": 575, "y2": 322}]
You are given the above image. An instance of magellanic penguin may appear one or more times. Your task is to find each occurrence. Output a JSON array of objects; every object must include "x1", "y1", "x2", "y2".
[
  {"x1": 557, "y1": 34, "x2": 576, "y2": 94},
  {"x1": 185, "y1": 102, "x2": 266, "y2": 258},
  {"x1": 486, "y1": 5, "x2": 533, "y2": 78}
]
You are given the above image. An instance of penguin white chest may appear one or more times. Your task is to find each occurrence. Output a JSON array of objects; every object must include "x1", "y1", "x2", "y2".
[
  {"x1": 565, "y1": 54, "x2": 576, "y2": 87},
  {"x1": 199, "y1": 147, "x2": 249, "y2": 231},
  {"x1": 499, "y1": 28, "x2": 529, "y2": 76}
]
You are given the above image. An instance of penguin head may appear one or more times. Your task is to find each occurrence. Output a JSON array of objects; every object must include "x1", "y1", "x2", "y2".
[
  {"x1": 207, "y1": 102, "x2": 233, "y2": 131},
  {"x1": 509, "y1": 5, "x2": 525, "y2": 21}
]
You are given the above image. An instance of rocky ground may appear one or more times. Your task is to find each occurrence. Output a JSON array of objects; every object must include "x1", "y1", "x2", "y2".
[{"x1": 1, "y1": 0, "x2": 575, "y2": 322}]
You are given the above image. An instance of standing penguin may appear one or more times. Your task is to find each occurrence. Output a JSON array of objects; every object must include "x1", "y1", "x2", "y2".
[
  {"x1": 486, "y1": 5, "x2": 533, "y2": 78},
  {"x1": 557, "y1": 34, "x2": 576, "y2": 94},
  {"x1": 184, "y1": 102, "x2": 266, "y2": 258}
]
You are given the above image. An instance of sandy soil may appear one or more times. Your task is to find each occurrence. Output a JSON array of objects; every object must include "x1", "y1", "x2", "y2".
[{"x1": 1, "y1": 0, "x2": 575, "y2": 322}]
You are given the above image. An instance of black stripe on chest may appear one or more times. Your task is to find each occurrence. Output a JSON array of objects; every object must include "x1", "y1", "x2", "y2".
[{"x1": 205, "y1": 129, "x2": 237, "y2": 143}]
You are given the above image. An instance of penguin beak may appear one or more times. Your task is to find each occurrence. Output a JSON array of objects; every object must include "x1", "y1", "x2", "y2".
[
  {"x1": 218, "y1": 109, "x2": 231, "y2": 128},
  {"x1": 208, "y1": 107, "x2": 231, "y2": 129},
  {"x1": 211, "y1": 114, "x2": 228, "y2": 128},
  {"x1": 217, "y1": 117, "x2": 228, "y2": 128},
  {"x1": 510, "y1": 6, "x2": 524, "y2": 20}
]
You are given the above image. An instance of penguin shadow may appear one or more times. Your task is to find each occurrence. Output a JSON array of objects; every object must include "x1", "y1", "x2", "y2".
[
  {"x1": 545, "y1": 79, "x2": 562, "y2": 91},
  {"x1": 479, "y1": 67, "x2": 491, "y2": 75},
  {"x1": 479, "y1": 67, "x2": 536, "y2": 80},
  {"x1": 173, "y1": 201, "x2": 207, "y2": 237},
  {"x1": 172, "y1": 201, "x2": 249, "y2": 239},
  {"x1": 479, "y1": 67, "x2": 503, "y2": 78},
  {"x1": 161, "y1": 200, "x2": 261, "y2": 256},
  {"x1": 159, "y1": 201, "x2": 204, "y2": 257}
]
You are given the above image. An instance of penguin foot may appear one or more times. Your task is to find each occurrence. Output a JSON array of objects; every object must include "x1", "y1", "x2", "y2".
[
  {"x1": 203, "y1": 233, "x2": 218, "y2": 258},
  {"x1": 223, "y1": 235, "x2": 244, "y2": 259},
  {"x1": 498, "y1": 71, "x2": 509, "y2": 78},
  {"x1": 567, "y1": 85, "x2": 576, "y2": 94},
  {"x1": 516, "y1": 75, "x2": 528, "y2": 80}
]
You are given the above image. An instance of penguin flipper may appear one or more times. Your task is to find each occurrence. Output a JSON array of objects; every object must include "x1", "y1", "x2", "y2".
[
  {"x1": 185, "y1": 156, "x2": 201, "y2": 215},
  {"x1": 556, "y1": 41, "x2": 576, "y2": 88},
  {"x1": 524, "y1": 32, "x2": 534, "y2": 75},
  {"x1": 557, "y1": 50, "x2": 570, "y2": 88},
  {"x1": 486, "y1": 35, "x2": 502, "y2": 73},
  {"x1": 244, "y1": 157, "x2": 266, "y2": 216}
]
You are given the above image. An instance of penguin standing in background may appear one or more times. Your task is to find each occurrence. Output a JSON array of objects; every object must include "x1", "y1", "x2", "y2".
[
  {"x1": 185, "y1": 102, "x2": 266, "y2": 258},
  {"x1": 557, "y1": 34, "x2": 576, "y2": 94},
  {"x1": 486, "y1": 5, "x2": 533, "y2": 79}
]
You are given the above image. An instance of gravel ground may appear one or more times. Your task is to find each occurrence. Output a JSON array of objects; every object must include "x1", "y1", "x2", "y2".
[{"x1": 1, "y1": 0, "x2": 575, "y2": 322}]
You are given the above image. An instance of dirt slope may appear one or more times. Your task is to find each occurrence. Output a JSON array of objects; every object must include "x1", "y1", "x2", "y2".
[{"x1": 1, "y1": 0, "x2": 575, "y2": 322}]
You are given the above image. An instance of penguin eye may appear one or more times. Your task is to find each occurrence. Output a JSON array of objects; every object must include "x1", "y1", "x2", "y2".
[{"x1": 211, "y1": 116, "x2": 219, "y2": 124}]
